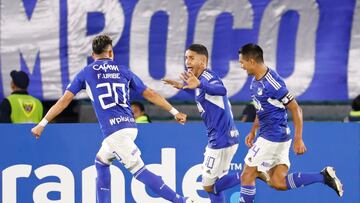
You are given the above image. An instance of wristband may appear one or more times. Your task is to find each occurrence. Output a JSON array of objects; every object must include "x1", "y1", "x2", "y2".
[
  {"x1": 39, "y1": 118, "x2": 49, "y2": 127},
  {"x1": 169, "y1": 107, "x2": 179, "y2": 116}
]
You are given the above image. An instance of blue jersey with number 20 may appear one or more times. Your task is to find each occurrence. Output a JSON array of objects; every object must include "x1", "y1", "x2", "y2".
[{"x1": 66, "y1": 59, "x2": 147, "y2": 137}]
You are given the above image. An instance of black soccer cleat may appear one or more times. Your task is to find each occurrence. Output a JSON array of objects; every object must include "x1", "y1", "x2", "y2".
[{"x1": 321, "y1": 166, "x2": 344, "y2": 197}]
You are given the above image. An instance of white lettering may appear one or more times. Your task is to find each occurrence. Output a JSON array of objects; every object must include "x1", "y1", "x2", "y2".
[
  {"x1": 258, "y1": 0, "x2": 319, "y2": 96},
  {"x1": 182, "y1": 164, "x2": 209, "y2": 202},
  {"x1": 68, "y1": 0, "x2": 124, "y2": 98},
  {"x1": 194, "y1": 0, "x2": 254, "y2": 97},
  {"x1": 230, "y1": 163, "x2": 242, "y2": 171},
  {"x1": 109, "y1": 116, "x2": 135, "y2": 125},
  {"x1": 0, "y1": 0, "x2": 61, "y2": 99},
  {"x1": 92, "y1": 64, "x2": 119, "y2": 72},
  {"x1": 33, "y1": 164, "x2": 74, "y2": 203},
  {"x1": 2, "y1": 164, "x2": 32, "y2": 203},
  {"x1": 348, "y1": 0, "x2": 360, "y2": 98},
  {"x1": 131, "y1": 148, "x2": 176, "y2": 203},
  {"x1": 130, "y1": 0, "x2": 188, "y2": 97}
]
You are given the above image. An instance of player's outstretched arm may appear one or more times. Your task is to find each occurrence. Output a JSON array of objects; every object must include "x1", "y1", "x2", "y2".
[
  {"x1": 287, "y1": 99, "x2": 307, "y2": 155},
  {"x1": 31, "y1": 90, "x2": 75, "y2": 139},
  {"x1": 142, "y1": 88, "x2": 187, "y2": 124},
  {"x1": 162, "y1": 78, "x2": 184, "y2": 89},
  {"x1": 181, "y1": 71, "x2": 226, "y2": 95}
]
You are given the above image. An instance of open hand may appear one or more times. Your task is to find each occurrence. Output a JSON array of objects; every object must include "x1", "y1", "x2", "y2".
[
  {"x1": 162, "y1": 78, "x2": 184, "y2": 89},
  {"x1": 180, "y1": 71, "x2": 200, "y2": 89}
]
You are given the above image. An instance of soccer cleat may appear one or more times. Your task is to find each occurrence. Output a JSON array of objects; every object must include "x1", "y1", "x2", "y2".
[{"x1": 320, "y1": 166, "x2": 344, "y2": 197}]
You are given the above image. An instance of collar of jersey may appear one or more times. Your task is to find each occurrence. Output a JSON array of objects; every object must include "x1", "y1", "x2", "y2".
[{"x1": 256, "y1": 67, "x2": 270, "y2": 81}]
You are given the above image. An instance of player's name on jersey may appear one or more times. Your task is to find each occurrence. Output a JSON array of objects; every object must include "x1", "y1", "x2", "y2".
[
  {"x1": 96, "y1": 73, "x2": 121, "y2": 79},
  {"x1": 109, "y1": 116, "x2": 135, "y2": 125}
]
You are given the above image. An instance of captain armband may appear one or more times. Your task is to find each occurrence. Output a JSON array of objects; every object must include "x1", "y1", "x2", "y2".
[{"x1": 280, "y1": 92, "x2": 294, "y2": 105}]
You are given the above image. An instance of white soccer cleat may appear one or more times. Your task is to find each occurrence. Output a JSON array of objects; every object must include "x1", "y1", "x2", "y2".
[{"x1": 321, "y1": 166, "x2": 344, "y2": 197}]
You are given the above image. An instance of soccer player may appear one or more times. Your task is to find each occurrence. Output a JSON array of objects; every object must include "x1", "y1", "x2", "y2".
[
  {"x1": 237, "y1": 43, "x2": 344, "y2": 202},
  {"x1": 163, "y1": 44, "x2": 241, "y2": 203},
  {"x1": 31, "y1": 34, "x2": 193, "y2": 203}
]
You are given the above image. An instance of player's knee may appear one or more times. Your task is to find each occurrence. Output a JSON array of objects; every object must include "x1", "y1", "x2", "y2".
[
  {"x1": 202, "y1": 185, "x2": 214, "y2": 193},
  {"x1": 96, "y1": 153, "x2": 112, "y2": 165},
  {"x1": 122, "y1": 156, "x2": 145, "y2": 174},
  {"x1": 268, "y1": 177, "x2": 287, "y2": 191},
  {"x1": 241, "y1": 170, "x2": 256, "y2": 185}
]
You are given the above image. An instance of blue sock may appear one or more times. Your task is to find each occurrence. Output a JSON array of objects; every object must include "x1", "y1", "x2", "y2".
[
  {"x1": 134, "y1": 167, "x2": 183, "y2": 203},
  {"x1": 95, "y1": 158, "x2": 111, "y2": 203},
  {"x1": 208, "y1": 191, "x2": 225, "y2": 203},
  {"x1": 239, "y1": 186, "x2": 255, "y2": 203},
  {"x1": 286, "y1": 172, "x2": 324, "y2": 190},
  {"x1": 214, "y1": 172, "x2": 241, "y2": 194}
]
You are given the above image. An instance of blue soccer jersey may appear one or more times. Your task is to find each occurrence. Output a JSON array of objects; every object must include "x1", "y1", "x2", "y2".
[
  {"x1": 66, "y1": 59, "x2": 147, "y2": 137},
  {"x1": 195, "y1": 69, "x2": 239, "y2": 149},
  {"x1": 250, "y1": 68, "x2": 294, "y2": 142}
]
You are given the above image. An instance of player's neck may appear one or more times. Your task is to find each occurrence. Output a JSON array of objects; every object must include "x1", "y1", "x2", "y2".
[
  {"x1": 254, "y1": 64, "x2": 268, "y2": 80},
  {"x1": 93, "y1": 54, "x2": 112, "y2": 61}
]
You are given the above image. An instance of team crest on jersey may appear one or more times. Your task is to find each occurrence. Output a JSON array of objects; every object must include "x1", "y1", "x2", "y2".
[
  {"x1": 257, "y1": 87, "x2": 263, "y2": 95},
  {"x1": 252, "y1": 96, "x2": 263, "y2": 112}
]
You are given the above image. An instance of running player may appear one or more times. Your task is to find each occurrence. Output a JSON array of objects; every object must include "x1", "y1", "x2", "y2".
[
  {"x1": 238, "y1": 43, "x2": 344, "y2": 202},
  {"x1": 31, "y1": 34, "x2": 193, "y2": 203},
  {"x1": 163, "y1": 44, "x2": 241, "y2": 203}
]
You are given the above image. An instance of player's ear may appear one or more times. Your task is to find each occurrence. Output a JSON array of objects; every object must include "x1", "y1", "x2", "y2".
[
  {"x1": 109, "y1": 50, "x2": 114, "y2": 60},
  {"x1": 201, "y1": 55, "x2": 207, "y2": 67},
  {"x1": 91, "y1": 52, "x2": 96, "y2": 60}
]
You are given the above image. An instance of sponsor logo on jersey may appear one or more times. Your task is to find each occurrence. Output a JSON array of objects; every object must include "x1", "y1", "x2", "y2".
[
  {"x1": 109, "y1": 116, "x2": 135, "y2": 125},
  {"x1": 93, "y1": 64, "x2": 119, "y2": 72}
]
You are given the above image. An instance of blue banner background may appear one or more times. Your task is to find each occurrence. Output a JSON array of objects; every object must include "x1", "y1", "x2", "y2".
[
  {"x1": 0, "y1": 122, "x2": 359, "y2": 202},
  {"x1": 0, "y1": 0, "x2": 359, "y2": 101}
]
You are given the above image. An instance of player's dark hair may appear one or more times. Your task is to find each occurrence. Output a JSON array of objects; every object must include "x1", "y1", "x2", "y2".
[
  {"x1": 131, "y1": 101, "x2": 145, "y2": 112},
  {"x1": 352, "y1": 95, "x2": 360, "y2": 111},
  {"x1": 92, "y1": 34, "x2": 113, "y2": 55},
  {"x1": 238, "y1": 43, "x2": 264, "y2": 63},
  {"x1": 187, "y1": 44, "x2": 209, "y2": 61}
]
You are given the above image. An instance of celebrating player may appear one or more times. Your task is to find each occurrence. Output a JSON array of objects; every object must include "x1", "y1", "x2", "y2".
[
  {"x1": 163, "y1": 44, "x2": 241, "y2": 203},
  {"x1": 31, "y1": 34, "x2": 193, "y2": 203},
  {"x1": 237, "y1": 43, "x2": 344, "y2": 202}
]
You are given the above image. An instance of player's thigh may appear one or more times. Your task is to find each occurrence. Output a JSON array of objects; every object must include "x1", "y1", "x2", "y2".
[
  {"x1": 99, "y1": 128, "x2": 144, "y2": 173},
  {"x1": 201, "y1": 147, "x2": 224, "y2": 186},
  {"x1": 244, "y1": 137, "x2": 291, "y2": 174},
  {"x1": 219, "y1": 144, "x2": 239, "y2": 176},
  {"x1": 201, "y1": 144, "x2": 238, "y2": 186}
]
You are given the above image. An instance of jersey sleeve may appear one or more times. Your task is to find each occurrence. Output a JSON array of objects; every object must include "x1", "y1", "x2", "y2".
[
  {"x1": 267, "y1": 77, "x2": 294, "y2": 106},
  {"x1": 129, "y1": 71, "x2": 147, "y2": 95},
  {"x1": 66, "y1": 70, "x2": 86, "y2": 95},
  {"x1": 198, "y1": 77, "x2": 227, "y2": 96}
]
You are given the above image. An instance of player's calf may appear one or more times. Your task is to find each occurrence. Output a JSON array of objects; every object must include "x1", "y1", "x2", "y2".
[{"x1": 268, "y1": 176, "x2": 287, "y2": 191}]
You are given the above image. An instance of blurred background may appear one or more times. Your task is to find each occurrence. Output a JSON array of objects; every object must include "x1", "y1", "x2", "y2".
[
  {"x1": 1, "y1": 1, "x2": 360, "y2": 203},
  {"x1": 1, "y1": 0, "x2": 359, "y2": 122}
]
